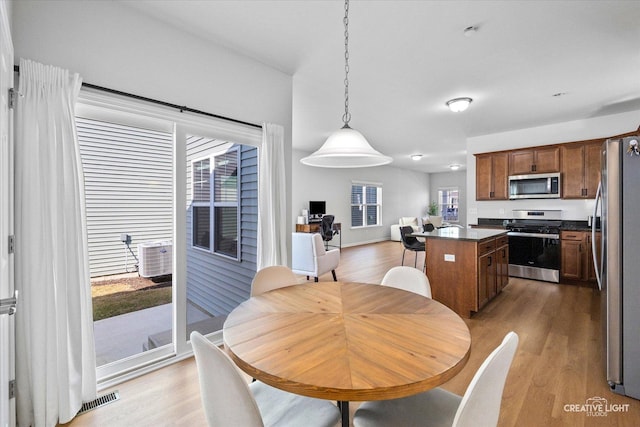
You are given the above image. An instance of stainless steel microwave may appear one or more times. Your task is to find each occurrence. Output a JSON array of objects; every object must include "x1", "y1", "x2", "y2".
[{"x1": 508, "y1": 173, "x2": 561, "y2": 199}]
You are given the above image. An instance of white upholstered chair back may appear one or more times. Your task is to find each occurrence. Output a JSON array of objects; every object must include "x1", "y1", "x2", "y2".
[
  {"x1": 190, "y1": 331, "x2": 264, "y2": 427},
  {"x1": 353, "y1": 331, "x2": 518, "y2": 427},
  {"x1": 453, "y1": 331, "x2": 519, "y2": 427},
  {"x1": 381, "y1": 266, "x2": 432, "y2": 298},
  {"x1": 291, "y1": 232, "x2": 339, "y2": 281},
  {"x1": 251, "y1": 265, "x2": 298, "y2": 296}
]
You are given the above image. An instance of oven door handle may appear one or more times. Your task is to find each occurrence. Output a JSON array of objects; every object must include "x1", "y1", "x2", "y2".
[{"x1": 507, "y1": 232, "x2": 560, "y2": 239}]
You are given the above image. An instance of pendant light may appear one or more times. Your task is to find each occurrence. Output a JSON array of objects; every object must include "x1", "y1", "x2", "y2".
[{"x1": 300, "y1": 0, "x2": 392, "y2": 168}]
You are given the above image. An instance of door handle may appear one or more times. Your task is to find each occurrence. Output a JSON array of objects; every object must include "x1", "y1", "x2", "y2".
[{"x1": 0, "y1": 290, "x2": 18, "y2": 316}]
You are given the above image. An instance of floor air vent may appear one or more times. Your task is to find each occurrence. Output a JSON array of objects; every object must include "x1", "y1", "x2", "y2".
[{"x1": 78, "y1": 391, "x2": 120, "y2": 415}]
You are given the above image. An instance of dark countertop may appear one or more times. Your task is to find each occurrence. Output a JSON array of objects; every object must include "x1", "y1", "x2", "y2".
[
  {"x1": 412, "y1": 227, "x2": 507, "y2": 242},
  {"x1": 474, "y1": 218, "x2": 600, "y2": 232}
]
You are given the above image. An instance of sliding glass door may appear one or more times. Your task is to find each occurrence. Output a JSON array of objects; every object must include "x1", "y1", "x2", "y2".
[
  {"x1": 76, "y1": 105, "x2": 176, "y2": 373},
  {"x1": 75, "y1": 90, "x2": 262, "y2": 386}
]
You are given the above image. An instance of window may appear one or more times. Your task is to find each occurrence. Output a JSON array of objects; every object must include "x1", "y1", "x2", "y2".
[
  {"x1": 351, "y1": 183, "x2": 382, "y2": 227},
  {"x1": 437, "y1": 187, "x2": 459, "y2": 222},
  {"x1": 192, "y1": 148, "x2": 240, "y2": 258},
  {"x1": 192, "y1": 158, "x2": 211, "y2": 250}
]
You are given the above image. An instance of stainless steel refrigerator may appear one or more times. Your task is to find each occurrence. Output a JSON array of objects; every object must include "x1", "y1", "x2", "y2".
[{"x1": 593, "y1": 136, "x2": 640, "y2": 400}]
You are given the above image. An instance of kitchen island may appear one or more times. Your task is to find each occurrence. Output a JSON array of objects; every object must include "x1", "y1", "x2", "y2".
[{"x1": 412, "y1": 228, "x2": 509, "y2": 318}]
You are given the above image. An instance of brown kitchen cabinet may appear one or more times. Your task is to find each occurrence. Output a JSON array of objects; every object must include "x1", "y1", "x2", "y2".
[
  {"x1": 424, "y1": 230, "x2": 509, "y2": 318},
  {"x1": 508, "y1": 146, "x2": 560, "y2": 175},
  {"x1": 477, "y1": 239, "x2": 497, "y2": 309},
  {"x1": 561, "y1": 230, "x2": 600, "y2": 283},
  {"x1": 475, "y1": 152, "x2": 508, "y2": 200},
  {"x1": 561, "y1": 140, "x2": 602, "y2": 199},
  {"x1": 496, "y1": 235, "x2": 509, "y2": 292}
]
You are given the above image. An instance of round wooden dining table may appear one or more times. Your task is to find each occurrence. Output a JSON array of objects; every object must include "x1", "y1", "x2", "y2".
[{"x1": 223, "y1": 281, "x2": 471, "y2": 427}]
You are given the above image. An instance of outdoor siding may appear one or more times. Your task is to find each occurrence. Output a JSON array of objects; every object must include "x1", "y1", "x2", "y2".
[
  {"x1": 77, "y1": 117, "x2": 173, "y2": 278},
  {"x1": 186, "y1": 137, "x2": 257, "y2": 317}
]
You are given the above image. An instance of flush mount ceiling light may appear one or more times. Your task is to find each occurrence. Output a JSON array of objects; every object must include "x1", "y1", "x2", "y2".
[
  {"x1": 446, "y1": 97, "x2": 473, "y2": 113},
  {"x1": 411, "y1": 154, "x2": 423, "y2": 161},
  {"x1": 300, "y1": 0, "x2": 392, "y2": 168},
  {"x1": 449, "y1": 164, "x2": 461, "y2": 171}
]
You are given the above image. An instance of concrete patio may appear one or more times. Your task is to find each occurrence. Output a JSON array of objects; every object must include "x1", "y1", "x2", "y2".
[{"x1": 94, "y1": 301, "x2": 224, "y2": 366}]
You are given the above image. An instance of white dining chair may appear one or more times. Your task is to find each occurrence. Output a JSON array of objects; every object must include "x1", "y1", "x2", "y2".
[
  {"x1": 250, "y1": 265, "x2": 298, "y2": 296},
  {"x1": 190, "y1": 331, "x2": 341, "y2": 427},
  {"x1": 291, "y1": 232, "x2": 340, "y2": 282},
  {"x1": 380, "y1": 266, "x2": 432, "y2": 298},
  {"x1": 353, "y1": 331, "x2": 519, "y2": 427}
]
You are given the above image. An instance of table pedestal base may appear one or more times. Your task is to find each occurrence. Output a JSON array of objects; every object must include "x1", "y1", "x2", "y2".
[{"x1": 338, "y1": 401, "x2": 349, "y2": 427}]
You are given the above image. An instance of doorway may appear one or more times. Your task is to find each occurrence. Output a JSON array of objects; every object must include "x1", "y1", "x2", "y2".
[{"x1": 0, "y1": 1, "x2": 15, "y2": 425}]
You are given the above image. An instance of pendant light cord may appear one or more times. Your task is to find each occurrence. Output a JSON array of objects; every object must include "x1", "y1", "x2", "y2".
[{"x1": 342, "y1": 0, "x2": 351, "y2": 127}]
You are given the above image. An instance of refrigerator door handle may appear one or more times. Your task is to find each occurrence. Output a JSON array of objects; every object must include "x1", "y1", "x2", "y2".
[{"x1": 592, "y1": 181, "x2": 602, "y2": 290}]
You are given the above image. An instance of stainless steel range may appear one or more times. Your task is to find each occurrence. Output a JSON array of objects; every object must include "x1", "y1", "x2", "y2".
[{"x1": 506, "y1": 210, "x2": 562, "y2": 283}]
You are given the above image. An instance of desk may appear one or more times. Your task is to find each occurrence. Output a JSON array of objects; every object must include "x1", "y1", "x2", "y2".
[
  {"x1": 223, "y1": 282, "x2": 471, "y2": 427},
  {"x1": 295, "y1": 222, "x2": 342, "y2": 249}
]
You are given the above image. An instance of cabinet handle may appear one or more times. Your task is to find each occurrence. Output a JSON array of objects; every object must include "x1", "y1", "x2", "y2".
[
  {"x1": 579, "y1": 243, "x2": 582, "y2": 252},
  {"x1": 488, "y1": 256, "x2": 492, "y2": 267},
  {"x1": 503, "y1": 249, "x2": 506, "y2": 257}
]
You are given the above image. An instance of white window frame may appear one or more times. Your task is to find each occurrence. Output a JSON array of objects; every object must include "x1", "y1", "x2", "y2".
[
  {"x1": 76, "y1": 89, "x2": 262, "y2": 390},
  {"x1": 351, "y1": 182, "x2": 383, "y2": 228},
  {"x1": 192, "y1": 156, "x2": 212, "y2": 251},
  {"x1": 191, "y1": 148, "x2": 241, "y2": 260},
  {"x1": 437, "y1": 187, "x2": 460, "y2": 223}
]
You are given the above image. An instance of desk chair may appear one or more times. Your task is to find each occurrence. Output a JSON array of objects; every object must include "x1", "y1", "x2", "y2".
[
  {"x1": 400, "y1": 225, "x2": 426, "y2": 271},
  {"x1": 353, "y1": 332, "x2": 519, "y2": 427},
  {"x1": 320, "y1": 215, "x2": 338, "y2": 249},
  {"x1": 190, "y1": 331, "x2": 341, "y2": 427}
]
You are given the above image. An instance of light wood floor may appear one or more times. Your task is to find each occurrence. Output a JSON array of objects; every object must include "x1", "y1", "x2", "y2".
[{"x1": 62, "y1": 241, "x2": 640, "y2": 426}]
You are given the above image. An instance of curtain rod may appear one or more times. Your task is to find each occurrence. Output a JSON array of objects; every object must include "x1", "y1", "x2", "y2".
[{"x1": 13, "y1": 64, "x2": 262, "y2": 129}]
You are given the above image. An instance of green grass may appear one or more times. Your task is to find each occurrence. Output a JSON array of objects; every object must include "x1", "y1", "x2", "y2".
[{"x1": 92, "y1": 286, "x2": 172, "y2": 321}]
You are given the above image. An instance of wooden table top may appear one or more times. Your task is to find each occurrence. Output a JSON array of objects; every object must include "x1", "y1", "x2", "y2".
[{"x1": 223, "y1": 281, "x2": 471, "y2": 402}]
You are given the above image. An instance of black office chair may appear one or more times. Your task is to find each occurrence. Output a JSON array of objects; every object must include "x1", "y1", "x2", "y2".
[
  {"x1": 400, "y1": 225, "x2": 426, "y2": 271},
  {"x1": 320, "y1": 215, "x2": 337, "y2": 250}
]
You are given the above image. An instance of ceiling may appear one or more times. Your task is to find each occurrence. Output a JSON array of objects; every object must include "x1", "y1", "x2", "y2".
[{"x1": 120, "y1": 0, "x2": 640, "y2": 173}]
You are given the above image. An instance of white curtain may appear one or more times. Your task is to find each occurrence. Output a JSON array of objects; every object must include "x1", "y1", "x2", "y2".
[
  {"x1": 257, "y1": 123, "x2": 288, "y2": 269},
  {"x1": 15, "y1": 59, "x2": 96, "y2": 426}
]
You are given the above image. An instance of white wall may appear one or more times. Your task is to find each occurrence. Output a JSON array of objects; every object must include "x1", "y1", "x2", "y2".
[
  {"x1": 466, "y1": 110, "x2": 640, "y2": 224},
  {"x1": 12, "y1": 0, "x2": 294, "y2": 249},
  {"x1": 293, "y1": 149, "x2": 430, "y2": 247},
  {"x1": 429, "y1": 170, "x2": 467, "y2": 226}
]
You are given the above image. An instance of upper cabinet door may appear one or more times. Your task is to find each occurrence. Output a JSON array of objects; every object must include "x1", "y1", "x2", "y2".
[
  {"x1": 475, "y1": 152, "x2": 508, "y2": 201},
  {"x1": 561, "y1": 143, "x2": 586, "y2": 198},
  {"x1": 509, "y1": 146, "x2": 560, "y2": 175},
  {"x1": 508, "y1": 150, "x2": 535, "y2": 175},
  {"x1": 583, "y1": 141, "x2": 602, "y2": 198},
  {"x1": 533, "y1": 146, "x2": 561, "y2": 173},
  {"x1": 561, "y1": 140, "x2": 602, "y2": 199}
]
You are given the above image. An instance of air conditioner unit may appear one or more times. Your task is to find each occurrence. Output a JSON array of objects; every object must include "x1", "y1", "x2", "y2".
[{"x1": 138, "y1": 240, "x2": 172, "y2": 278}]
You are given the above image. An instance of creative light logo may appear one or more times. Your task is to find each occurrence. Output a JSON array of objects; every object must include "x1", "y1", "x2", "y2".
[{"x1": 564, "y1": 396, "x2": 630, "y2": 417}]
